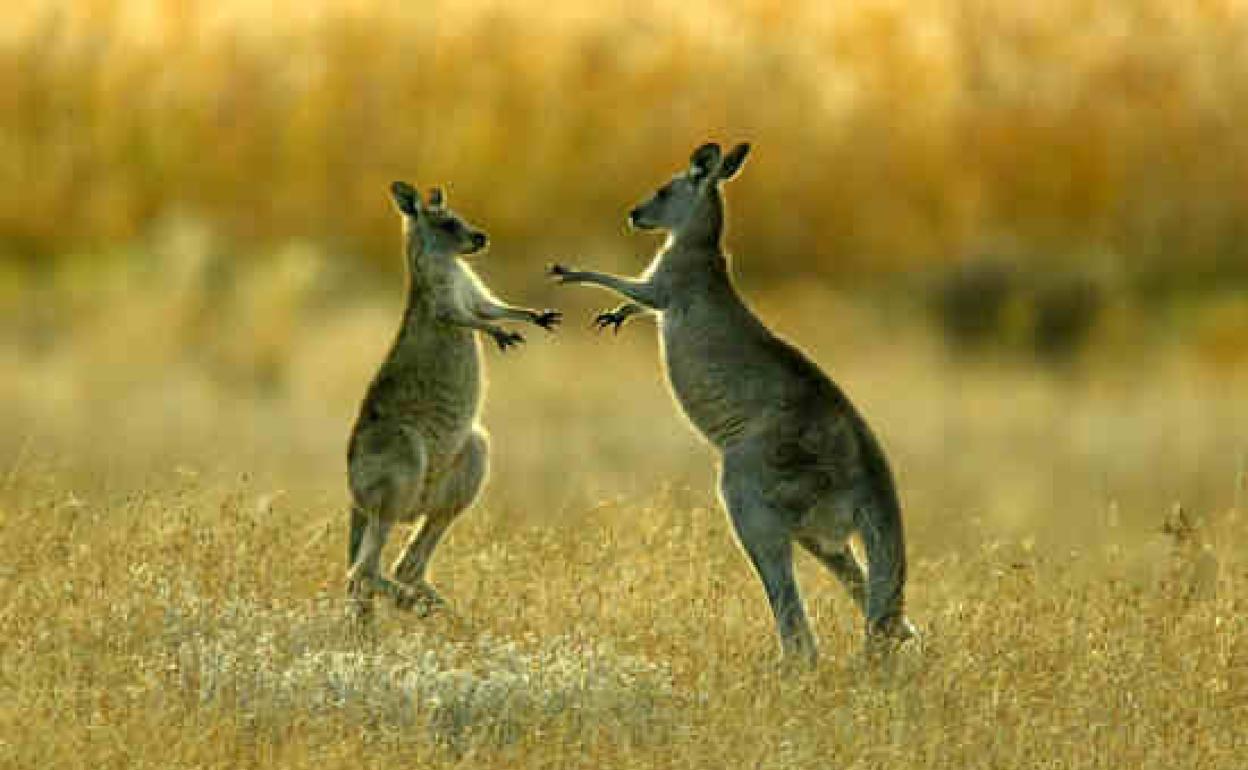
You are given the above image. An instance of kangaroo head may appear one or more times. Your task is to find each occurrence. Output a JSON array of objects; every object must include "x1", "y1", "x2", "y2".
[
  {"x1": 628, "y1": 142, "x2": 750, "y2": 236},
  {"x1": 390, "y1": 181, "x2": 489, "y2": 259}
]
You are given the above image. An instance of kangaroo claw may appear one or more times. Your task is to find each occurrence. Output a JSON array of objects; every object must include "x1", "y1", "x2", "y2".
[
  {"x1": 533, "y1": 309, "x2": 563, "y2": 330},
  {"x1": 493, "y1": 330, "x2": 525, "y2": 351},
  {"x1": 593, "y1": 311, "x2": 626, "y2": 334}
]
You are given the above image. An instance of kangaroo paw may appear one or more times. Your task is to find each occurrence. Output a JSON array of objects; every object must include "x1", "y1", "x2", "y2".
[{"x1": 593, "y1": 310, "x2": 628, "y2": 334}]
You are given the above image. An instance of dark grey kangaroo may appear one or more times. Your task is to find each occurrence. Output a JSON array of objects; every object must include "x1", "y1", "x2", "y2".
[
  {"x1": 550, "y1": 143, "x2": 916, "y2": 663},
  {"x1": 346, "y1": 182, "x2": 560, "y2": 618}
]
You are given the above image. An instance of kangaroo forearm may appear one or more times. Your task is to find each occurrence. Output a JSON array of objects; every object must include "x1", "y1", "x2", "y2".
[
  {"x1": 475, "y1": 301, "x2": 534, "y2": 324},
  {"x1": 612, "y1": 302, "x2": 649, "y2": 320},
  {"x1": 476, "y1": 299, "x2": 561, "y2": 332},
  {"x1": 565, "y1": 271, "x2": 664, "y2": 309},
  {"x1": 436, "y1": 308, "x2": 505, "y2": 336}
]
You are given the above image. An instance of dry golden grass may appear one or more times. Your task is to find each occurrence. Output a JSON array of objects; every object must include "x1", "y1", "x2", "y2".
[
  {"x1": 5, "y1": 0, "x2": 1248, "y2": 289},
  {"x1": 2, "y1": 244, "x2": 1246, "y2": 768}
]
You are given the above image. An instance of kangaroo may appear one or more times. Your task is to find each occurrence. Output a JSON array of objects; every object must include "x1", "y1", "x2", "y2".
[
  {"x1": 346, "y1": 181, "x2": 561, "y2": 618},
  {"x1": 550, "y1": 143, "x2": 916, "y2": 664}
]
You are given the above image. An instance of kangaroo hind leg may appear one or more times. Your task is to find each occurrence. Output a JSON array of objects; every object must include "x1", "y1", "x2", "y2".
[
  {"x1": 348, "y1": 504, "x2": 368, "y2": 570},
  {"x1": 346, "y1": 426, "x2": 427, "y2": 618},
  {"x1": 345, "y1": 500, "x2": 399, "y2": 619},
  {"x1": 797, "y1": 532, "x2": 868, "y2": 615},
  {"x1": 719, "y1": 470, "x2": 817, "y2": 667},
  {"x1": 391, "y1": 429, "x2": 489, "y2": 615}
]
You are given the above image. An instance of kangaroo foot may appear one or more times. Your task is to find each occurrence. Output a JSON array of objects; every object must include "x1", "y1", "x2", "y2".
[{"x1": 392, "y1": 579, "x2": 449, "y2": 618}]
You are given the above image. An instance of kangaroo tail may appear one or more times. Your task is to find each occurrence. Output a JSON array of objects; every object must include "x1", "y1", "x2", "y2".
[
  {"x1": 857, "y1": 496, "x2": 907, "y2": 628},
  {"x1": 852, "y1": 426, "x2": 910, "y2": 636}
]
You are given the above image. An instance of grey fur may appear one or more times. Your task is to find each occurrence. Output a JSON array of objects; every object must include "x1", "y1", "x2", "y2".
[
  {"x1": 551, "y1": 143, "x2": 916, "y2": 663},
  {"x1": 346, "y1": 181, "x2": 561, "y2": 618}
]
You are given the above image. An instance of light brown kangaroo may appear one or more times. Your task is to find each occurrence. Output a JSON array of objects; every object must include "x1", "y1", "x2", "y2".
[
  {"x1": 346, "y1": 182, "x2": 560, "y2": 618},
  {"x1": 551, "y1": 143, "x2": 916, "y2": 664}
]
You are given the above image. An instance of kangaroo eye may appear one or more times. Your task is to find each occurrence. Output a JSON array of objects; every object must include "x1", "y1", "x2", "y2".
[
  {"x1": 438, "y1": 221, "x2": 458, "y2": 234},
  {"x1": 656, "y1": 187, "x2": 672, "y2": 201}
]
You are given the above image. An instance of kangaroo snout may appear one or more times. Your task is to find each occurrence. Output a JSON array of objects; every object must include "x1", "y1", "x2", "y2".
[{"x1": 469, "y1": 231, "x2": 488, "y2": 252}]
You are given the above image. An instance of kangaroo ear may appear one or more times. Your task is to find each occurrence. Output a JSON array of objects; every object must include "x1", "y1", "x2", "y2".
[
  {"x1": 390, "y1": 181, "x2": 421, "y2": 216},
  {"x1": 689, "y1": 143, "x2": 722, "y2": 180},
  {"x1": 427, "y1": 187, "x2": 446, "y2": 211},
  {"x1": 717, "y1": 142, "x2": 751, "y2": 181}
]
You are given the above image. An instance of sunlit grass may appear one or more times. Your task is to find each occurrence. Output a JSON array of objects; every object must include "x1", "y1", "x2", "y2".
[
  {"x1": 3, "y1": 443, "x2": 1243, "y2": 768},
  {"x1": 4, "y1": 0, "x2": 1248, "y2": 289}
]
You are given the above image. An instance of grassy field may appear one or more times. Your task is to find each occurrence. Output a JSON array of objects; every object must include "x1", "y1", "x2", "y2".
[{"x1": 2, "y1": 250, "x2": 1245, "y2": 768}]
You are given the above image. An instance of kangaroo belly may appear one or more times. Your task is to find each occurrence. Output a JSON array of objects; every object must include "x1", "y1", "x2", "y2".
[{"x1": 354, "y1": 331, "x2": 482, "y2": 466}]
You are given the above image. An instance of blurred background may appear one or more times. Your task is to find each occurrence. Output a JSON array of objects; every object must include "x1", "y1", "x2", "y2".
[{"x1": 2, "y1": 0, "x2": 1246, "y2": 549}]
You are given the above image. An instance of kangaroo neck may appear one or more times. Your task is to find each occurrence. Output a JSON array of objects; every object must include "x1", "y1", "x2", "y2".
[
  {"x1": 671, "y1": 192, "x2": 723, "y2": 253},
  {"x1": 654, "y1": 196, "x2": 733, "y2": 288},
  {"x1": 398, "y1": 227, "x2": 446, "y2": 331}
]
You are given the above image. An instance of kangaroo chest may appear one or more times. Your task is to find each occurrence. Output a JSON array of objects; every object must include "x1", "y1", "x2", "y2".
[
  {"x1": 362, "y1": 327, "x2": 482, "y2": 463},
  {"x1": 658, "y1": 312, "x2": 758, "y2": 448}
]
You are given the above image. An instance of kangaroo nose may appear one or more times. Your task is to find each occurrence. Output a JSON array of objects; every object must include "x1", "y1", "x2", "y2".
[
  {"x1": 628, "y1": 207, "x2": 642, "y2": 226},
  {"x1": 471, "y1": 232, "x2": 488, "y2": 250}
]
